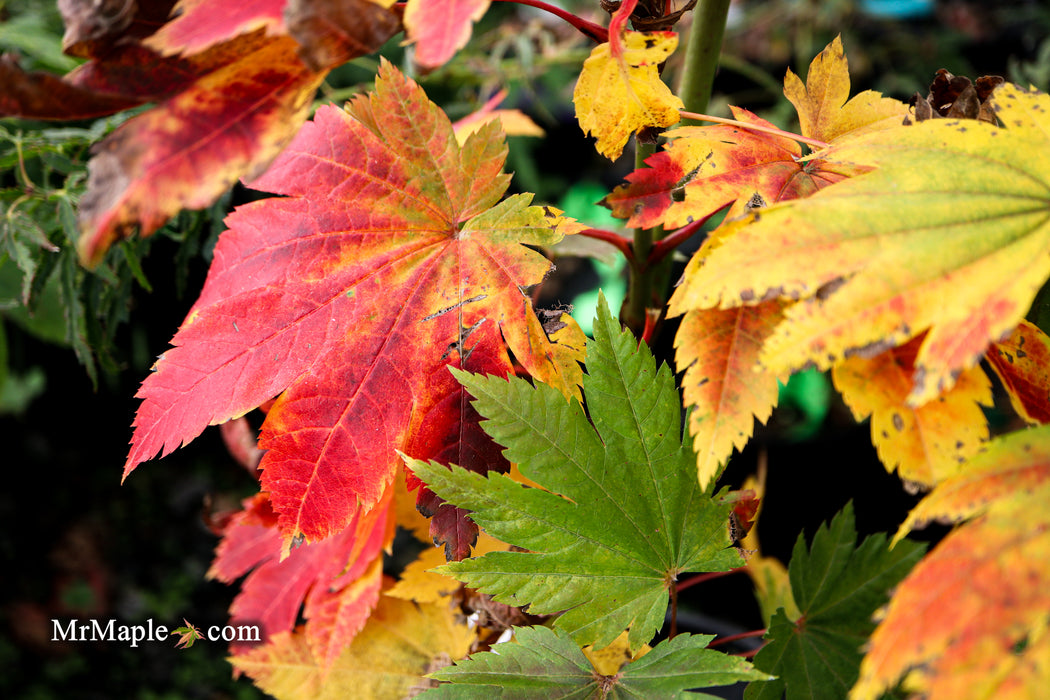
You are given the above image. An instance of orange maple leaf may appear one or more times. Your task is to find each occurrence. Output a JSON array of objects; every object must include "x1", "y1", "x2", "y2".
[
  {"x1": 853, "y1": 426, "x2": 1050, "y2": 699},
  {"x1": 985, "y1": 320, "x2": 1050, "y2": 425},
  {"x1": 125, "y1": 62, "x2": 584, "y2": 550},
  {"x1": 833, "y1": 334, "x2": 992, "y2": 489}
]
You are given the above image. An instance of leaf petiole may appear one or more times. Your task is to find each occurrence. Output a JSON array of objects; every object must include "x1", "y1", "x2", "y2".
[
  {"x1": 578, "y1": 227, "x2": 635, "y2": 262},
  {"x1": 491, "y1": 0, "x2": 609, "y2": 43},
  {"x1": 678, "y1": 110, "x2": 831, "y2": 150}
]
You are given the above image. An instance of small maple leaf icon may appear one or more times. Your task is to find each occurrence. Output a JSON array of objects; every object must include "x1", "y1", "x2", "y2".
[{"x1": 171, "y1": 619, "x2": 203, "y2": 649}]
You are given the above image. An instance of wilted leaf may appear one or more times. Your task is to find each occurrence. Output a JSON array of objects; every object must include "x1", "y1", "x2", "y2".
[
  {"x1": 855, "y1": 427, "x2": 1050, "y2": 699},
  {"x1": 58, "y1": 0, "x2": 177, "y2": 57},
  {"x1": 574, "y1": 22, "x2": 682, "y2": 160},
  {"x1": 677, "y1": 83, "x2": 1050, "y2": 405},
  {"x1": 125, "y1": 62, "x2": 581, "y2": 547},
  {"x1": 404, "y1": 0, "x2": 490, "y2": 70},
  {"x1": 0, "y1": 53, "x2": 144, "y2": 120},
  {"x1": 422, "y1": 625, "x2": 769, "y2": 698},
  {"x1": 232, "y1": 593, "x2": 474, "y2": 700},
  {"x1": 986, "y1": 319, "x2": 1050, "y2": 425},
  {"x1": 745, "y1": 503, "x2": 925, "y2": 700},
  {"x1": 407, "y1": 295, "x2": 744, "y2": 652},
  {"x1": 832, "y1": 333, "x2": 992, "y2": 488}
]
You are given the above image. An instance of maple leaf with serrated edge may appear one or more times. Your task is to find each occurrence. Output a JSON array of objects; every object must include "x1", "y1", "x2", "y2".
[
  {"x1": 624, "y1": 38, "x2": 907, "y2": 491},
  {"x1": 604, "y1": 107, "x2": 868, "y2": 231},
  {"x1": 985, "y1": 319, "x2": 1050, "y2": 425},
  {"x1": 406, "y1": 294, "x2": 744, "y2": 652},
  {"x1": 674, "y1": 83, "x2": 1050, "y2": 406},
  {"x1": 676, "y1": 298, "x2": 789, "y2": 491},
  {"x1": 832, "y1": 333, "x2": 992, "y2": 489},
  {"x1": 125, "y1": 60, "x2": 585, "y2": 549},
  {"x1": 208, "y1": 490, "x2": 392, "y2": 672},
  {"x1": 232, "y1": 593, "x2": 475, "y2": 699},
  {"x1": 853, "y1": 426, "x2": 1050, "y2": 700},
  {"x1": 420, "y1": 625, "x2": 771, "y2": 699},
  {"x1": 744, "y1": 503, "x2": 925, "y2": 700},
  {"x1": 2, "y1": 0, "x2": 400, "y2": 266},
  {"x1": 574, "y1": 0, "x2": 682, "y2": 161},
  {"x1": 604, "y1": 35, "x2": 906, "y2": 231}
]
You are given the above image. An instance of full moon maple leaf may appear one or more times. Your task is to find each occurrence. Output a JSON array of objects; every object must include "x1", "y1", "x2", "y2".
[{"x1": 125, "y1": 60, "x2": 582, "y2": 544}]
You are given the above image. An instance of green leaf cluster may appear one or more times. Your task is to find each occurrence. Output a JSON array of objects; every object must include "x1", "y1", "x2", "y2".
[
  {"x1": 406, "y1": 295, "x2": 769, "y2": 696},
  {"x1": 422, "y1": 625, "x2": 770, "y2": 699},
  {"x1": 744, "y1": 503, "x2": 926, "y2": 700}
]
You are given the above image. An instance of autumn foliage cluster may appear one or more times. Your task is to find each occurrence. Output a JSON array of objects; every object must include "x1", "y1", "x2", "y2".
[{"x1": 4, "y1": 0, "x2": 1050, "y2": 698}]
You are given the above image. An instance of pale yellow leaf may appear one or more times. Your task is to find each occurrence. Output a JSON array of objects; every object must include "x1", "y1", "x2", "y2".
[{"x1": 574, "y1": 31, "x2": 682, "y2": 160}]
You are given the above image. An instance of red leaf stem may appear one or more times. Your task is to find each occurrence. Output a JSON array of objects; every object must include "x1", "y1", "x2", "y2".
[
  {"x1": 491, "y1": 0, "x2": 608, "y2": 43},
  {"x1": 577, "y1": 227, "x2": 635, "y2": 262}
]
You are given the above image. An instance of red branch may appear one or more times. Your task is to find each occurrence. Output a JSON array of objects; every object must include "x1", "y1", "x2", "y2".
[
  {"x1": 676, "y1": 567, "x2": 745, "y2": 593},
  {"x1": 706, "y1": 628, "x2": 768, "y2": 648},
  {"x1": 678, "y1": 110, "x2": 831, "y2": 150},
  {"x1": 578, "y1": 227, "x2": 635, "y2": 263},
  {"x1": 646, "y1": 208, "x2": 725, "y2": 266},
  {"x1": 492, "y1": 0, "x2": 609, "y2": 43}
]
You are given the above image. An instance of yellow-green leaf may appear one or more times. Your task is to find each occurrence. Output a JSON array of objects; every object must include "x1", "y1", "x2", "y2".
[
  {"x1": 679, "y1": 83, "x2": 1050, "y2": 405},
  {"x1": 573, "y1": 30, "x2": 682, "y2": 160}
]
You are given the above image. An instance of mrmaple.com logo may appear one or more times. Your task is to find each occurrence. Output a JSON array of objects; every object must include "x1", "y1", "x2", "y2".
[{"x1": 51, "y1": 618, "x2": 261, "y2": 648}]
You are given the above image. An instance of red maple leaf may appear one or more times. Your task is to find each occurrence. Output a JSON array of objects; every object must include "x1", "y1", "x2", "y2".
[
  {"x1": 208, "y1": 491, "x2": 392, "y2": 672},
  {"x1": 1, "y1": 0, "x2": 400, "y2": 266},
  {"x1": 125, "y1": 61, "x2": 582, "y2": 551}
]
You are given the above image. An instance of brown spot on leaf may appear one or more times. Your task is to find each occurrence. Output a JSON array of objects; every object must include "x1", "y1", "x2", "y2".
[{"x1": 892, "y1": 413, "x2": 905, "y2": 431}]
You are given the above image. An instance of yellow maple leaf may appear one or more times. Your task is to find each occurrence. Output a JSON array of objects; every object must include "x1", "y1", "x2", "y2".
[
  {"x1": 832, "y1": 334, "x2": 992, "y2": 488},
  {"x1": 785, "y1": 35, "x2": 909, "y2": 143},
  {"x1": 582, "y1": 630, "x2": 651, "y2": 676},
  {"x1": 678, "y1": 83, "x2": 1050, "y2": 405},
  {"x1": 676, "y1": 302, "x2": 787, "y2": 490},
  {"x1": 738, "y1": 473, "x2": 801, "y2": 627},
  {"x1": 231, "y1": 594, "x2": 473, "y2": 700},
  {"x1": 387, "y1": 531, "x2": 508, "y2": 604},
  {"x1": 574, "y1": 30, "x2": 683, "y2": 160}
]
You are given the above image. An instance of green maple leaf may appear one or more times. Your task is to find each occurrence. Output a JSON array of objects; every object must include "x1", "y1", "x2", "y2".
[
  {"x1": 744, "y1": 503, "x2": 925, "y2": 700},
  {"x1": 405, "y1": 294, "x2": 744, "y2": 652},
  {"x1": 421, "y1": 625, "x2": 771, "y2": 699}
]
